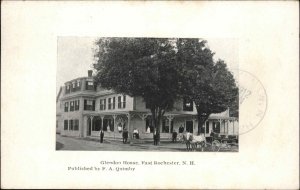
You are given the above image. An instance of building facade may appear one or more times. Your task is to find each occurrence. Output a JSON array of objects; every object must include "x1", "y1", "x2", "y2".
[{"x1": 56, "y1": 71, "x2": 238, "y2": 141}]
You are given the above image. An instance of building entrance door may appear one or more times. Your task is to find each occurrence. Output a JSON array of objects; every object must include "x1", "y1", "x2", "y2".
[{"x1": 186, "y1": 121, "x2": 193, "y2": 133}]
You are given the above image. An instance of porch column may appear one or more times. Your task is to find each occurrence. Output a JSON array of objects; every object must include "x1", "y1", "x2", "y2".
[
  {"x1": 227, "y1": 120, "x2": 229, "y2": 134},
  {"x1": 233, "y1": 120, "x2": 235, "y2": 134},
  {"x1": 167, "y1": 115, "x2": 174, "y2": 133},
  {"x1": 218, "y1": 119, "x2": 222, "y2": 133},
  {"x1": 90, "y1": 116, "x2": 94, "y2": 134},
  {"x1": 100, "y1": 115, "x2": 104, "y2": 130},
  {"x1": 126, "y1": 113, "x2": 132, "y2": 140},
  {"x1": 193, "y1": 118, "x2": 197, "y2": 135},
  {"x1": 83, "y1": 115, "x2": 88, "y2": 137},
  {"x1": 142, "y1": 114, "x2": 148, "y2": 133}
]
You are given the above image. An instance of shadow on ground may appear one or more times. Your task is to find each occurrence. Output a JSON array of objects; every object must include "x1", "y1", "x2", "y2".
[{"x1": 56, "y1": 142, "x2": 64, "y2": 150}]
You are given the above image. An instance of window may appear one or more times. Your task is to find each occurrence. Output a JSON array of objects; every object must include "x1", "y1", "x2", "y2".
[
  {"x1": 213, "y1": 122, "x2": 220, "y2": 133},
  {"x1": 206, "y1": 121, "x2": 210, "y2": 133},
  {"x1": 84, "y1": 99, "x2": 95, "y2": 111},
  {"x1": 64, "y1": 120, "x2": 68, "y2": 130},
  {"x1": 70, "y1": 101, "x2": 75, "y2": 111},
  {"x1": 183, "y1": 98, "x2": 193, "y2": 111},
  {"x1": 108, "y1": 119, "x2": 114, "y2": 132},
  {"x1": 94, "y1": 118, "x2": 101, "y2": 131},
  {"x1": 74, "y1": 120, "x2": 79, "y2": 131},
  {"x1": 64, "y1": 102, "x2": 69, "y2": 112},
  {"x1": 100, "y1": 99, "x2": 106, "y2": 110},
  {"x1": 65, "y1": 84, "x2": 70, "y2": 94},
  {"x1": 122, "y1": 95, "x2": 126, "y2": 108},
  {"x1": 118, "y1": 95, "x2": 126, "y2": 109},
  {"x1": 86, "y1": 81, "x2": 94, "y2": 90},
  {"x1": 107, "y1": 98, "x2": 116, "y2": 110},
  {"x1": 118, "y1": 96, "x2": 122, "y2": 108},
  {"x1": 69, "y1": 120, "x2": 74, "y2": 130},
  {"x1": 145, "y1": 118, "x2": 154, "y2": 133},
  {"x1": 71, "y1": 82, "x2": 76, "y2": 92},
  {"x1": 76, "y1": 80, "x2": 81, "y2": 90},
  {"x1": 112, "y1": 97, "x2": 115, "y2": 109},
  {"x1": 186, "y1": 121, "x2": 193, "y2": 133},
  {"x1": 108, "y1": 98, "x2": 112, "y2": 110},
  {"x1": 75, "y1": 100, "x2": 80, "y2": 111}
]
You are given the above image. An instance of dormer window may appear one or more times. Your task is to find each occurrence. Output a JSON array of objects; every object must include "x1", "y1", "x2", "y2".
[
  {"x1": 183, "y1": 98, "x2": 193, "y2": 111},
  {"x1": 66, "y1": 84, "x2": 70, "y2": 94},
  {"x1": 86, "y1": 81, "x2": 95, "y2": 90}
]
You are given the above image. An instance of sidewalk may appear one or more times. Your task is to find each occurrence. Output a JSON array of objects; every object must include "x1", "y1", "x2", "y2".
[{"x1": 82, "y1": 136, "x2": 187, "y2": 151}]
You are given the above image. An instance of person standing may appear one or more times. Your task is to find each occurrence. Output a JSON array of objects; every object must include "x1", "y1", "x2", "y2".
[
  {"x1": 122, "y1": 128, "x2": 128, "y2": 144},
  {"x1": 179, "y1": 125, "x2": 184, "y2": 133},
  {"x1": 100, "y1": 128, "x2": 104, "y2": 143},
  {"x1": 153, "y1": 129, "x2": 158, "y2": 145},
  {"x1": 172, "y1": 130, "x2": 178, "y2": 143}
]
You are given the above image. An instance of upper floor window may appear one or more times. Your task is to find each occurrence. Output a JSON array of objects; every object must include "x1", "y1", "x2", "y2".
[
  {"x1": 108, "y1": 98, "x2": 112, "y2": 110},
  {"x1": 112, "y1": 97, "x2": 115, "y2": 109},
  {"x1": 100, "y1": 99, "x2": 106, "y2": 110},
  {"x1": 183, "y1": 98, "x2": 193, "y2": 111},
  {"x1": 64, "y1": 102, "x2": 69, "y2": 112},
  {"x1": 107, "y1": 98, "x2": 116, "y2": 110},
  {"x1": 84, "y1": 99, "x2": 95, "y2": 111},
  {"x1": 75, "y1": 100, "x2": 80, "y2": 111},
  {"x1": 118, "y1": 95, "x2": 126, "y2": 109},
  {"x1": 86, "y1": 81, "x2": 95, "y2": 90},
  {"x1": 70, "y1": 101, "x2": 75, "y2": 111}
]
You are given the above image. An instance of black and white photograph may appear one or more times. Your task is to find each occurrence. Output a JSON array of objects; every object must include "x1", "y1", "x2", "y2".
[{"x1": 56, "y1": 37, "x2": 239, "y2": 152}]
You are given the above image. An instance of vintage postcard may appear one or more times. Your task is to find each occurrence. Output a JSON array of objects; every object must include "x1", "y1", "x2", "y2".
[{"x1": 1, "y1": 1, "x2": 299, "y2": 189}]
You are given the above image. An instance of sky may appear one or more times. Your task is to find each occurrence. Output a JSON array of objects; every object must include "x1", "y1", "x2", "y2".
[{"x1": 56, "y1": 37, "x2": 239, "y2": 94}]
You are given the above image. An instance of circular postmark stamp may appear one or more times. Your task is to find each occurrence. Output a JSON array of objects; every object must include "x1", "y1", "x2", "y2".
[{"x1": 237, "y1": 69, "x2": 268, "y2": 135}]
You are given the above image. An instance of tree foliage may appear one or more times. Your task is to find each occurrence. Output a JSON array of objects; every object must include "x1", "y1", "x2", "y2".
[
  {"x1": 177, "y1": 39, "x2": 238, "y2": 134},
  {"x1": 93, "y1": 37, "x2": 238, "y2": 138},
  {"x1": 93, "y1": 38, "x2": 182, "y2": 144}
]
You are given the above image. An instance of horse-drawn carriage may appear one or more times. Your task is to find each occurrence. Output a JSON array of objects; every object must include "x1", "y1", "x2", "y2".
[{"x1": 183, "y1": 132, "x2": 238, "y2": 152}]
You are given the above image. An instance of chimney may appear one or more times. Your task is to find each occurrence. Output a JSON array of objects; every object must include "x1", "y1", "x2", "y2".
[{"x1": 88, "y1": 70, "x2": 93, "y2": 77}]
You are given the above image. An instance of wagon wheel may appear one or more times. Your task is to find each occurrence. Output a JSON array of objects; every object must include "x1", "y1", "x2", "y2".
[{"x1": 212, "y1": 140, "x2": 220, "y2": 152}]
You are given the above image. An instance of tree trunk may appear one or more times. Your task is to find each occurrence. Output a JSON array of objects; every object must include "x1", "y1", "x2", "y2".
[
  {"x1": 151, "y1": 107, "x2": 164, "y2": 146},
  {"x1": 196, "y1": 111, "x2": 210, "y2": 135}
]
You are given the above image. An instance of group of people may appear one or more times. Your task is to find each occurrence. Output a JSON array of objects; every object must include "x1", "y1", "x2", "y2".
[
  {"x1": 98, "y1": 127, "x2": 130, "y2": 144},
  {"x1": 171, "y1": 125, "x2": 185, "y2": 143},
  {"x1": 99, "y1": 124, "x2": 215, "y2": 145}
]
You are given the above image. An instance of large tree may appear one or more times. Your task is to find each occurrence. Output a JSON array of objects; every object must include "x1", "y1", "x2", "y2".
[
  {"x1": 177, "y1": 39, "x2": 238, "y2": 134},
  {"x1": 93, "y1": 38, "x2": 181, "y2": 145}
]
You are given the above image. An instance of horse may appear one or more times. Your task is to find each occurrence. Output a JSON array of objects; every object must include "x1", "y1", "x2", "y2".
[
  {"x1": 182, "y1": 132, "x2": 193, "y2": 151},
  {"x1": 183, "y1": 132, "x2": 206, "y2": 151},
  {"x1": 190, "y1": 134, "x2": 206, "y2": 151}
]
